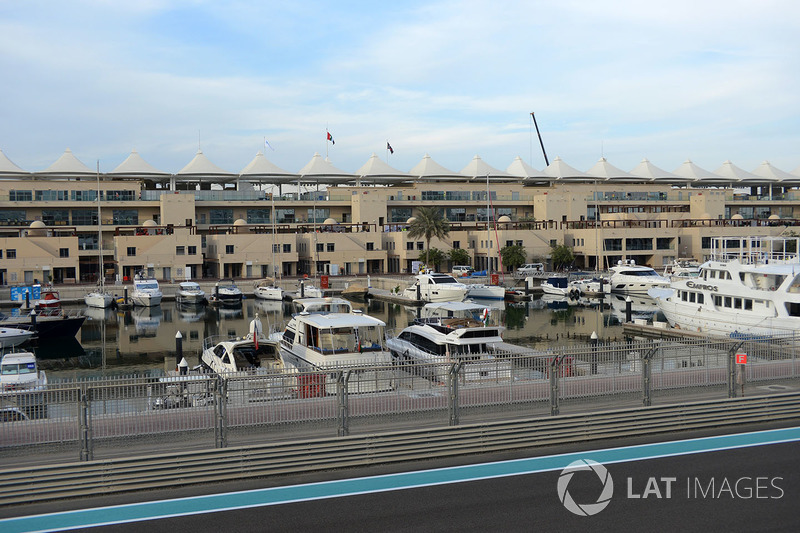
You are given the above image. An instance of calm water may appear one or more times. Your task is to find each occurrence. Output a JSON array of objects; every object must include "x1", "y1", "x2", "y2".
[{"x1": 34, "y1": 294, "x2": 664, "y2": 379}]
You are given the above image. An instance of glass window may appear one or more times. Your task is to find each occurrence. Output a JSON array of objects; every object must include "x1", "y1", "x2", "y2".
[
  {"x1": 42, "y1": 210, "x2": 70, "y2": 226},
  {"x1": 176, "y1": 246, "x2": 185, "y2": 255},
  {"x1": 127, "y1": 247, "x2": 135, "y2": 256},
  {"x1": 326, "y1": 243, "x2": 334, "y2": 252},
  {"x1": 275, "y1": 209, "x2": 295, "y2": 224},
  {"x1": 35, "y1": 190, "x2": 68, "y2": 201},
  {"x1": 389, "y1": 208, "x2": 412, "y2": 223},
  {"x1": 7, "y1": 249, "x2": 16, "y2": 259},
  {"x1": 188, "y1": 246, "x2": 197, "y2": 255},
  {"x1": 71, "y1": 190, "x2": 98, "y2": 202},
  {"x1": 283, "y1": 243, "x2": 291, "y2": 253},
  {"x1": 246, "y1": 208, "x2": 271, "y2": 224},
  {"x1": 225, "y1": 245, "x2": 234, "y2": 254},
  {"x1": 113, "y1": 209, "x2": 138, "y2": 225},
  {"x1": 209, "y1": 209, "x2": 233, "y2": 225},
  {"x1": 59, "y1": 248, "x2": 69, "y2": 258},
  {"x1": 0, "y1": 210, "x2": 27, "y2": 224},
  {"x1": 9, "y1": 190, "x2": 32, "y2": 201}
]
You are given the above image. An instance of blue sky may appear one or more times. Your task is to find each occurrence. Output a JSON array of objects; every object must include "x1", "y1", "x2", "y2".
[{"x1": 1, "y1": 0, "x2": 799, "y2": 175}]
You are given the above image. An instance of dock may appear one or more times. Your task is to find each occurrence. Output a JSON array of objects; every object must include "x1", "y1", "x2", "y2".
[{"x1": 622, "y1": 320, "x2": 714, "y2": 340}]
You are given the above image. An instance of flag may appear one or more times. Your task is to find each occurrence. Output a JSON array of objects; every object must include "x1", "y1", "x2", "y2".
[
  {"x1": 327, "y1": 131, "x2": 335, "y2": 145},
  {"x1": 264, "y1": 139, "x2": 274, "y2": 151},
  {"x1": 387, "y1": 142, "x2": 394, "y2": 154}
]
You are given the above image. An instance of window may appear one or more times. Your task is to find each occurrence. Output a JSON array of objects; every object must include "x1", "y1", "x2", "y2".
[
  {"x1": 42, "y1": 210, "x2": 70, "y2": 226},
  {"x1": 283, "y1": 243, "x2": 291, "y2": 253},
  {"x1": 390, "y1": 208, "x2": 412, "y2": 223},
  {"x1": 326, "y1": 243, "x2": 334, "y2": 252},
  {"x1": 417, "y1": 242, "x2": 424, "y2": 250},
  {"x1": 59, "y1": 248, "x2": 69, "y2": 258},
  {"x1": 35, "y1": 190, "x2": 68, "y2": 201},
  {"x1": 0, "y1": 250, "x2": 3, "y2": 259},
  {"x1": 127, "y1": 247, "x2": 136, "y2": 256},
  {"x1": 71, "y1": 190, "x2": 98, "y2": 202},
  {"x1": 188, "y1": 246, "x2": 197, "y2": 255},
  {"x1": 71, "y1": 209, "x2": 97, "y2": 226},
  {"x1": 0, "y1": 210, "x2": 26, "y2": 224},
  {"x1": 210, "y1": 209, "x2": 233, "y2": 225},
  {"x1": 316, "y1": 243, "x2": 324, "y2": 252},
  {"x1": 246, "y1": 208, "x2": 271, "y2": 224},
  {"x1": 9, "y1": 190, "x2": 32, "y2": 201},
  {"x1": 272, "y1": 244, "x2": 280, "y2": 253},
  {"x1": 176, "y1": 246, "x2": 185, "y2": 255},
  {"x1": 275, "y1": 209, "x2": 295, "y2": 224},
  {"x1": 366, "y1": 242, "x2": 374, "y2": 251},
  {"x1": 7, "y1": 249, "x2": 16, "y2": 259},
  {"x1": 113, "y1": 209, "x2": 138, "y2": 225},
  {"x1": 453, "y1": 241, "x2": 460, "y2": 249},
  {"x1": 406, "y1": 242, "x2": 414, "y2": 250},
  {"x1": 656, "y1": 238, "x2": 673, "y2": 250},
  {"x1": 225, "y1": 245, "x2": 234, "y2": 254}
]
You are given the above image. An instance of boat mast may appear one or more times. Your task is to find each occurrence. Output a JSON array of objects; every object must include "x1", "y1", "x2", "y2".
[
  {"x1": 486, "y1": 173, "x2": 491, "y2": 275},
  {"x1": 96, "y1": 160, "x2": 103, "y2": 292}
]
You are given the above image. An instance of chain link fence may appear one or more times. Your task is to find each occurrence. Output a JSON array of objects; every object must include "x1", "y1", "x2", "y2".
[{"x1": 2, "y1": 335, "x2": 799, "y2": 461}]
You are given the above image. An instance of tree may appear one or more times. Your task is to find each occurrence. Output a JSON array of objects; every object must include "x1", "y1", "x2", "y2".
[
  {"x1": 500, "y1": 244, "x2": 527, "y2": 272},
  {"x1": 551, "y1": 243, "x2": 575, "y2": 271},
  {"x1": 408, "y1": 206, "x2": 450, "y2": 262},
  {"x1": 419, "y1": 247, "x2": 446, "y2": 271},
  {"x1": 448, "y1": 248, "x2": 471, "y2": 267}
]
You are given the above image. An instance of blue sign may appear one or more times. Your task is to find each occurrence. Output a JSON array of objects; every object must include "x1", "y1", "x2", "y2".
[{"x1": 10, "y1": 285, "x2": 42, "y2": 302}]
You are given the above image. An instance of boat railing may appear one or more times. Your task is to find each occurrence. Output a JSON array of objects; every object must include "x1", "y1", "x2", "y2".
[{"x1": 711, "y1": 236, "x2": 800, "y2": 265}]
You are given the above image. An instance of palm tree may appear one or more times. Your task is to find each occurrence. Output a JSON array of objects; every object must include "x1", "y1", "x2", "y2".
[{"x1": 408, "y1": 207, "x2": 450, "y2": 268}]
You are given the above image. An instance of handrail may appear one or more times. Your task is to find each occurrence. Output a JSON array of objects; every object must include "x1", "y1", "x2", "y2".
[{"x1": 0, "y1": 392, "x2": 798, "y2": 505}]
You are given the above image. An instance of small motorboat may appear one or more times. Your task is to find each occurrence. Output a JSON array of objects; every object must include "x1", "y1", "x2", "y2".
[
  {"x1": 209, "y1": 279, "x2": 243, "y2": 307},
  {"x1": 1, "y1": 352, "x2": 48, "y2": 392},
  {"x1": 0, "y1": 327, "x2": 35, "y2": 349},
  {"x1": 176, "y1": 281, "x2": 207, "y2": 305}
]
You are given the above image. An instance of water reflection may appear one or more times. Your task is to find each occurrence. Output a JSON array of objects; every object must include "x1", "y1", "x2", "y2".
[{"x1": 42, "y1": 294, "x2": 662, "y2": 378}]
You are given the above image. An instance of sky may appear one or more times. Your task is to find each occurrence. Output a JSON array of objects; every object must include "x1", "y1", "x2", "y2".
[{"x1": 1, "y1": 0, "x2": 800, "y2": 176}]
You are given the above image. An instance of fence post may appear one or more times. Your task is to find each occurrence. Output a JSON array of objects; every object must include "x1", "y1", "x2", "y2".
[
  {"x1": 79, "y1": 387, "x2": 93, "y2": 462},
  {"x1": 642, "y1": 350, "x2": 652, "y2": 407},
  {"x1": 727, "y1": 342, "x2": 743, "y2": 398},
  {"x1": 448, "y1": 362, "x2": 463, "y2": 426},
  {"x1": 337, "y1": 371, "x2": 351, "y2": 436},
  {"x1": 215, "y1": 376, "x2": 228, "y2": 448},
  {"x1": 550, "y1": 348, "x2": 564, "y2": 416}
]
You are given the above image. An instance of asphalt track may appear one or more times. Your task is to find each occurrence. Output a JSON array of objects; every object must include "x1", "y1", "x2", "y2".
[{"x1": 2, "y1": 426, "x2": 799, "y2": 532}]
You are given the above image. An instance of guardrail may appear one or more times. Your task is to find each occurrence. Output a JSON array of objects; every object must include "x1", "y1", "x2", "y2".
[{"x1": 1, "y1": 392, "x2": 799, "y2": 505}]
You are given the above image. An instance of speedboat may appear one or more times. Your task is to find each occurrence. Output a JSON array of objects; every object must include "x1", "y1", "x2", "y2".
[
  {"x1": 275, "y1": 307, "x2": 393, "y2": 394},
  {"x1": 608, "y1": 259, "x2": 670, "y2": 295},
  {"x1": 253, "y1": 278, "x2": 284, "y2": 301},
  {"x1": 650, "y1": 235, "x2": 800, "y2": 336},
  {"x1": 568, "y1": 277, "x2": 610, "y2": 298},
  {"x1": 1, "y1": 352, "x2": 47, "y2": 392},
  {"x1": 0, "y1": 327, "x2": 35, "y2": 349},
  {"x1": 19, "y1": 284, "x2": 61, "y2": 311},
  {"x1": 176, "y1": 281, "x2": 207, "y2": 305},
  {"x1": 402, "y1": 272, "x2": 468, "y2": 303},
  {"x1": 209, "y1": 279, "x2": 243, "y2": 307},
  {"x1": 540, "y1": 275, "x2": 569, "y2": 296},
  {"x1": 387, "y1": 302, "x2": 511, "y2": 382},
  {"x1": 465, "y1": 284, "x2": 506, "y2": 300},
  {"x1": 131, "y1": 272, "x2": 163, "y2": 307}
]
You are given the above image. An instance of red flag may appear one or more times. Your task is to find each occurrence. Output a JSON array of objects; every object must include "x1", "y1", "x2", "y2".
[
  {"x1": 387, "y1": 142, "x2": 394, "y2": 154},
  {"x1": 327, "y1": 131, "x2": 335, "y2": 145}
]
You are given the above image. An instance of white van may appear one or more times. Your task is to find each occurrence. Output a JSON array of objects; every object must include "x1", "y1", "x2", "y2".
[
  {"x1": 451, "y1": 265, "x2": 474, "y2": 277},
  {"x1": 516, "y1": 263, "x2": 544, "y2": 275}
]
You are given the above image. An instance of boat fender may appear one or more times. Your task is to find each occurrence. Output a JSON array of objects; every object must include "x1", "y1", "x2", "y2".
[{"x1": 770, "y1": 286, "x2": 776, "y2": 291}]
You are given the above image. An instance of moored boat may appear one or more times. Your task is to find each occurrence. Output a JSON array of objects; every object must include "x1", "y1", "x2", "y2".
[
  {"x1": 0, "y1": 327, "x2": 35, "y2": 349},
  {"x1": 176, "y1": 281, "x2": 207, "y2": 305},
  {"x1": 131, "y1": 272, "x2": 163, "y2": 307},
  {"x1": 402, "y1": 272, "x2": 468, "y2": 303},
  {"x1": 609, "y1": 259, "x2": 671, "y2": 295},
  {"x1": 1, "y1": 352, "x2": 47, "y2": 392},
  {"x1": 208, "y1": 279, "x2": 243, "y2": 307},
  {"x1": 253, "y1": 278, "x2": 284, "y2": 301}
]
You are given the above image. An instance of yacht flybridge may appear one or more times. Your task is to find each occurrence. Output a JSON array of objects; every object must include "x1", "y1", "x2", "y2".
[{"x1": 650, "y1": 235, "x2": 800, "y2": 336}]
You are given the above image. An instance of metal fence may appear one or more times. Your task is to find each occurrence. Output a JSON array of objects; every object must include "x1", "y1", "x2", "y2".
[{"x1": 2, "y1": 335, "x2": 799, "y2": 461}]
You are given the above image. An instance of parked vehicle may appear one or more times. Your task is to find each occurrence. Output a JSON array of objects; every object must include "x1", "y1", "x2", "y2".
[
  {"x1": 516, "y1": 263, "x2": 544, "y2": 276},
  {"x1": 451, "y1": 265, "x2": 474, "y2": 277}
]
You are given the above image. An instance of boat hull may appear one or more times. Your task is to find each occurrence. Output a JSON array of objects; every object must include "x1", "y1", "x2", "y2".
[{"x1": 84, "y1": 292, "x2": 114, "y2": 309}]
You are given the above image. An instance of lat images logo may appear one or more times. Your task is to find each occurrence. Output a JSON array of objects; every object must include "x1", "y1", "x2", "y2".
[{"x1": 557, "y1": 459, "x2": 614, "y2": 516}]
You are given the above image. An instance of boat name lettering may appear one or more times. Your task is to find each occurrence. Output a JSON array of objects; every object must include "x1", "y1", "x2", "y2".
[{"x1": 686, "y1": 281, "x2": 718, "y2": 292}]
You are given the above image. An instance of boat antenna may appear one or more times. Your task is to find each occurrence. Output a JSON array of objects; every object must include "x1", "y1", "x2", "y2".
[{"x1": 530, "y1": 112, "x2": 549, "y2": 167}]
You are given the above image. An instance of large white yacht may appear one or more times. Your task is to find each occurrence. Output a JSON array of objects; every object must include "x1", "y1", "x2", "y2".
[
  {"x1": 275, "y1": 306, "x2": 393, "y2": 394},
  {"x1": 386, "y1": 301, "x2": 511, "y2": 382},
  {"x1": 608, "y1": 259, "x2": 671, "y2": 295},
  {"x1": 402, "y1": 272, "x2": 468, "y2": 302},
  {"x1": 650, "y1": 236, "x2": 800, "y2": 336},
  {"x1": 130, "y1": 272, "x2": 163, "y2": 307}
]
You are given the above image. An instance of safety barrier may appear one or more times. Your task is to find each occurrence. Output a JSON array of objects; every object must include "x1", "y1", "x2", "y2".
[{"x1": 0, "y1": 392, "x2": 799, "y2": 505}]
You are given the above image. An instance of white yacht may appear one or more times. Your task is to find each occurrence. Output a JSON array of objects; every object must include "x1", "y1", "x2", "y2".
[
  {"x1": 540, "y1": 275, "x2": 570, "y2": 296},
  {"x1": 253, "y1": 278, "x2": 284, "y2": 301},
  {"x1": 209, "y1": 279, "x2": 243, "y2": 307},
  {"x1": 84, "y1": 286, "x2": 114, "y2": 309},
  {"x1": 662, "y1": 258, "x2": 702, "y2": 281},
  {"x1": 465, "y1": 284, "x2": 505, "y2": 300},
  {"x1": 176, "y1": 281, "x2": 207, "y2": 305},
  {"x1": 568, "y1": 277, "x2": 610, "y2": 297},
  {"x1": 650, "y1": 236, "x2": 800, "y2": 336},
  {"x1": 608, "y1": 259, "x2": 671, "y2": 295},
  {"x1": 402, "y1": 272, "x2": 468, "y2": 303},
  {"x1": 275, "y1": 307, "x2": 393, "y2": 394},
  {"x1": 1, "y1": 352, "x2": 47, "y2": 392},
  {"x1": 0, "y1": 327, "x2": 35, "y2": 349},
  {"x1": 387, "y1": 301, "x2": 511, "y2": 382},
  {"x1": 131, "y1": 272, "x2": 163, "y2": 307}
]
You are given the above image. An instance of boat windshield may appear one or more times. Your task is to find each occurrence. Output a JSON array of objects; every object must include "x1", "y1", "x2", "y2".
[
  {"x1": 137, "y1": 282, "x2": 159, "y2": 290},
  {"x1": 1, "y1": 363, "x2": 35, "y2": 375},
  {"x1": 431, "y1": 275, "x2": 458, "y2": 284},
  {"x1": 622, "y1": 269, "x2": 660, "y2": 277},
  {"x1": 315, "y1": 325, "x2": 384, "y2": 354}
]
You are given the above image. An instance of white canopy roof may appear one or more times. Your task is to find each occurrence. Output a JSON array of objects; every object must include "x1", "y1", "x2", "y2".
[
  {"x1": 543, "y1": 156, "x2": 593, "y2": 182},
  {"x1": 239, "y1": 151, "x2": 297, "y2": 184},
  {"x1": 0, "y1": 149, "x2": 28, "y2": 178},
  {"x1": 712, "y1": 160, "x2": 759, "y2": 183},
  {"x1": 506, "y1": 156, "x2": 550, "y2": 183},
  {"x1": 35, "y1": 148, "x2": 95, "y2": 178},
  {"x1": 409, "y1": 154, "x2": 461, "y2": 182},
  {"x1": 751, "y1": 160, "x2": 798, "y2": 184},
  {"x1": 298, "y1": 153, "x2": 354, "y2": 184},
  {"x1": 108, "y1": 150, "x2": 171, "y2": 179},
  {"x1": 585, "y1": 157, "x2": 637, "y2": 182},
  {"x1": 672, "y1": 159, "x2": 726, "y2": 185},
  {"x1": 176, "y1": 150, "x2": 236, "y2": 182},
  {"x1": 629, "y1": 158, "x2": 686, "y2": 183},
  {"x1": 355, "y1": 153, "x2": 412, "y2": 185},
  {"x1": 459, "y1": 155, "x2": 514, "y2": 182}
]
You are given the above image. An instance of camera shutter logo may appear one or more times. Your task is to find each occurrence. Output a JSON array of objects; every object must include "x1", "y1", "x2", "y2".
[{"x1": 557, "y1": 459, "x2": 614, "y2": 516}]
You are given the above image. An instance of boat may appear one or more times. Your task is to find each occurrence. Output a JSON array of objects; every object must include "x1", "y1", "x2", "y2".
[
  {"x1": 608, "y1": 293, "x2": 660, "y2": 321},
  {"x1": 0, "y1": 308, "x2": 86, "y2": 340},
  {"x1": 1, "y1": 352, "x2": 47, "y2": 392},
  {"x1": 176, "y1": 281, "x2": 207, "y2": 305},
  {"x1": 294, "y1": 280, "x2": 323, "y2": 299},
  {"x1": 19, "y1": 284, "x2": 61, "y2": 311},
  {"x1": 540, "y1": 275, "x2": 570, "y2": 296},
  {"x1": 608, "y1": 259, "x2": 671, "y2": 295},
  {"x1": 649, "y1": 235, "x2": 800, "y2": 336},
  {"x1": 84, "y1": 163, "x2": 114, "y2": 309},
  {"x1": 0, "y1": 327, "x2": 35, "y2": 349},
  {"x1": 341, "y1": 283, "x2": 369, "y2": 301},
  {"x1": 386, "y1": 301, "x2": 511, "y2": 382},
  {"x1": 568, "y1": 277, "x2": 610, "y2": 298},
  {"x1": 465, "y1": 283, "x2": 506, "y2": 300},
  {"x1": 662, "y1": 258, "x2": 702, "y2": 281},
  {"x1": 253, "y1": 278, "x2": 284, "y2": 301},
  {"x1": 208, "y1": 279, "x2": 243, "y2": 307},
  {"x1": 402, "y1": 272, "x2": 468, "y2": 303},
  {"x1": 275, "y1": 306, "x2": 393, "y2": 394},
  {"x1": 292, "y1": 297, "x2": 354, "y2": 314},
  {"x1": 131, "y1": 272, "x2": 163, "y2": 307}
]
